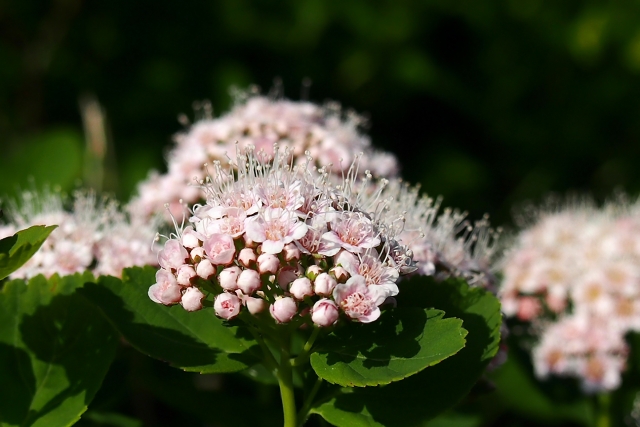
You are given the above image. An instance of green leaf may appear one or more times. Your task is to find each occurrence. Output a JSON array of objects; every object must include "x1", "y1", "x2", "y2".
[
  {"x1": 310, "y1": 308, "x2": 466, "y2": 387},
  {"x1": 79, "y1": 266, "x2": 261, "y2": 374},
  {"x1": 0, "y1": 273, "x2": 118, "y2": 427},
  {"x1": 311, "y1": 277, "x2": 502, "y2": 427},
  {"x1": 0, "y1": 225, "x2": 57, "y2": 280}
]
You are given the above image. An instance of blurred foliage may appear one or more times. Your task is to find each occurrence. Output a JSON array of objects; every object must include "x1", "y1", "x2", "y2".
[{"x1": 3, "y1": 0, "x2": 640, "y2": 224}]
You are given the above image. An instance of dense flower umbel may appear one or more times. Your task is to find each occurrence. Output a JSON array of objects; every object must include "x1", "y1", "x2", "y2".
[
  {"x1": 0, "y1": 189, "x2": 159, "y2": 279},
  {"x1": 149, "y1": 146, "x2": 413, "y2": 326},
  {"x1": 500, "y1": 199, "x2": 640, "y2": 392},
  {"x1": 129, "y1": 91, "x2": 399, "y2": 221}
]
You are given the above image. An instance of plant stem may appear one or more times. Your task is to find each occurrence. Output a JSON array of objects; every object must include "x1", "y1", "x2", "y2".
[
  {"x1": 277, "y1": 335, "x2": 297, "y2": 427},
  {"x1": 245, "y1": 322, "x2": 279, "y2": 372},
  {"x1": 291, "y1": 326, "x2": 320, "y2": 367},
  {"x1": 596, "y1": 393, "x2": 610, "y2": 427},
  {"x1": 297, "y1": 376, "x2": 323, "y2": 427}
]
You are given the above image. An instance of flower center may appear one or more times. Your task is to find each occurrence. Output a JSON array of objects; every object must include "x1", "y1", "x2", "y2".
[{"x1": 342, "y1": 292, "x2": 374, "y2": 316}]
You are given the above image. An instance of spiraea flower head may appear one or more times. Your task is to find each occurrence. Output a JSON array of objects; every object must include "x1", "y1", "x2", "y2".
[
  {"x1": 0, "y1": 188, "x2": 159, "y2": 279},
  {"x1": 148, "y1": 145, "x2": 414, "y2": 327},
  {"x1": 128, "y1": 89, "x2": 400, "y2": 222},
  {"x1": 500, "y1": 196, "x2": 640, "y2": 392}
]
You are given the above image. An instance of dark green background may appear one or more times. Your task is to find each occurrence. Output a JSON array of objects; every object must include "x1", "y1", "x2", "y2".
[{"x1": 3, "y1": 0, "x2": 640, "y2": 225}]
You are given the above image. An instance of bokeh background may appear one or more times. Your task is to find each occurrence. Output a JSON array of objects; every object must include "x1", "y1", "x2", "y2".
[{"x1": 3, "y1": 1, "x2": 640, "y2": 226}]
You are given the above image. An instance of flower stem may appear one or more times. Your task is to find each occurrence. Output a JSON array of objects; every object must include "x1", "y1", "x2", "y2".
[
  {"x1": 297, "y1": 376, "x2": 323, "y2": 427},
  {"x1": 277, "y1": 335, "x2": 297, "y2": 427},
  {"x1": 291, "y1": 326, "x2": 320, "y2": 367},
  {"x1": 244, "y1": 321, "x2": 279, "y2": 372},
  {"x1": 596, "y1": 393, "x2": 610, "y2": 427}
]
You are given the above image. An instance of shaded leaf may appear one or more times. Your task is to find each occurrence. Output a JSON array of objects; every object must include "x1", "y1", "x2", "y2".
[
  {"x1": 0, "y1": 273, "x2": 117, "y2": 427},
  {"x1": 79, "y1": 266, "x2": 261, "y2": 373},
  {"x1": 0, "y1": 225, "x2": 57, "y2": 280},
  {"x1": 310, "y1": 308, "x2": 466, "y2": 387},
  {"x1": 311, "y1": 277, "x2": 502, "y2": 427}
]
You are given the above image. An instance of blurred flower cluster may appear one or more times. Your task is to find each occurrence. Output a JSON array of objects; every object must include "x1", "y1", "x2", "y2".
[
  {"x1": 149, "y1": 145, "x2": 413, "y2": 326},
  {"x1": 0, "y1": 189, "x2": 159, "y2": 279},
  {"x1": 500, "y1": 199, "x2": 640, "y2": 392}
]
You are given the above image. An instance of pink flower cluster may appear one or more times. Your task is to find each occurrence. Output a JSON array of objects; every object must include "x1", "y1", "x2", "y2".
[
  {"x1": 501, "y1": 201, "x2": 640, "y2": 392},
  {"x1": 128, "y1": 91, "x2": 399, "y2": 221},
  {"x1": 148, "y1": 147, "x2": 412, "y2": 327},
  {"x1": 0, "y1": 189, "x2": 159, "y2": 279}
]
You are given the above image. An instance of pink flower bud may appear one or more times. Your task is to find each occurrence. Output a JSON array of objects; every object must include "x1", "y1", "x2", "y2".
[
  {"x1": 181, "y1": 287, "x2": 204, "y2": 311},
  {"x1": 190, "y1": 246, "x2": 206, "y2": 263},
  {"x1": 314, "y1": 273, "x2": 337, "y2": 296},
  {"x1": 277, "y1": 266, "x2": 299, "y2": 290},
  {"x1": 257, "y1": 253, "x2": 280, "y2": 274},
  {"x1": 270, "y1": 297, "x2": 298, "y2": 323},
  {"x1": 289, "y1": 277, "x2": 313, "y2": 300},
  {"x1": 312, "y1": 299, "x2": 339, "y2": 327},
  {"x1": 283, "y1": 243, "x2": 300, "y2": 261},
  {"x1": 330, "y1": 266, "x2": 349, "y2": 283},
  {"x1": 148, "y1": 269, "x2": 182, "y2": 305},
  {"x1": 238, "y1": 247, "x2": 257, "y2": 268},
  {"x1": 214, "y1": 293, "x2": 241, "y2": 320},
  {"x1": 245, "y1": 296, "x2": 267, "y2": 315},
  {"x1": 219, "y1": 266, "x2": 241, "y2": 291},
  {"x1": 196, "y1": 259, "x2": 215, "y2": 279},
  {"x1": 306, "y1": 265, "x2": 323, "y2": 281},
  {"x1": 176, "y1": 265, "x2": 196, "y2": 286},
  {"x1": 181, "y1": 227, "x2": 204, "y2": 249},
  {"x1": 158, "y1": 239, "x2": 189, "y2": 270},
  {"x1": 237, "y1": 269, "x2": 261, "y2": 294},
  {"x1": 204, "y1": 233, "x2": 236, "y2": 265},
  {"x1": 244, "y1": 233, "x2": 258, "y2": 248}
]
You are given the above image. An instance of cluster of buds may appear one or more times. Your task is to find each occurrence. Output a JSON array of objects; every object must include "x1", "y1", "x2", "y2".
[
  {"x1": 0, "y1": 189, "x2": 159, "y2": 279},
  {"x1": 500, "y1": 199, "x2": 640, "y2": 392},
  {"x1": 148, "y1": 145, "x2": 413, "y2": 327},
  {"x1": 128, "y1": 90, "x2": 399, "y2": 221}
]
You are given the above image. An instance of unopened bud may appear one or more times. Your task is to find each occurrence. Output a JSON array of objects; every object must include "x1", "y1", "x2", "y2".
[
  {"x1": 196, "y1": 259, "x2": 215, "y2": 279},
  {"x1": 330, "y1": 266, "x2": 349, "y2": 283},
  {"x1": 181, "y1": 287, "x2": 204, "y2": 311},
  {"x1": 306, "y1": 265, "x2": 323, "y2": 281},
  {"x1": 219, "y1": 266, "x2": 241, "y2": 291},
  {"x1": 238, "y1": 247, "x2": 257, "y2": 268},
  {"x1": 237, "y1": 269, "x2": 261, "y2": 294},
  {"x1": 283, "y1": 243, "x2": 300, "y2": 261},
  {"x1": 176, "y1": 265, "x2": 196, "y2": 286},
  {"x1": 289, "y1": 277, "x2": 313, "y2": 300},
  {"x1": 214, "y1": 293, "x2": 241, "y2": 320},
  {"x1": 181, "y1": 227, "x2": 204, "y2": 249},
  {"x1": 190, "y1": 246, "x2": 206, "y2": 263},
  {"x1": 314, "y1": 273, "x2": 337, "y2": 296},
  {"x1": 258, "y1": 253, "x2": 280, "y2": 274},
  {"x1": 270, "y1": 297, "x2": 298, "y2": 323},
  {"x1": 311, "y1": 299, "x2": 339, "y2": 327},
  {"x1": 245, "y1": 296, "x2": 267, "y2": 315}
]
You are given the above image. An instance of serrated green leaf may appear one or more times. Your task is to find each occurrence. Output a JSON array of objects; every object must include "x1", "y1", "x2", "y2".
[
  {"x1": 79, "y1": 266, "x2": 261, "y2": 373},
  {"x1": 0, "y1": 225, "x2": 57, "y2": 280},
  {"x1": 0, "y1": 272, "x2": 117, "y2": 427},
  {"x1": 311, "y1": 277, "x2": 502, "y2": 427},
  {"x1": 310, "y1": 308, "x2": 466, "y2": 387}
]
